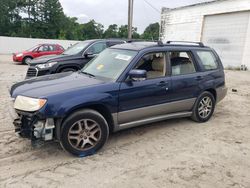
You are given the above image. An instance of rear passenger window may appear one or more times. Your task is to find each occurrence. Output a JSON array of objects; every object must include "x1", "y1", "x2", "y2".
[
  {"x1": 170, "y1": 51, "x2": 196, "y2": 75},
  {"x1": 196, "y1": 51, "x2": 218, "y2": 70}
]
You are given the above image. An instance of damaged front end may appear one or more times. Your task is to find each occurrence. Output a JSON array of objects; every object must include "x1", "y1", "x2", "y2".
[{"x1": 10, "y1": 101, "x2": 55, "y2": 146}]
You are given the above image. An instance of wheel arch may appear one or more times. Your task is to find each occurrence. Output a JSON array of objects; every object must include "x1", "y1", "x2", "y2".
[
  {"x1": 56, "y1": 104, "x2": 115, "y2": 140},
  {"x1": 205, "y1": 88, "x2": 217, "y2": 102},
  {"x1": 56, "y1": 64, "x2": 81, "y2": 73},
  {"x1": 23, "y1": 55, "x2": 33, "y2": 61}
]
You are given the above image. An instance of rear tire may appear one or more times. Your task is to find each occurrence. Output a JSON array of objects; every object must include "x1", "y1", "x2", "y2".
[
  {"x1": 60, "y1": 109, "x2": 109, "y2": 157},
  {"x1": 191, "y1": 91, "x2": 215, "y2": 122}
]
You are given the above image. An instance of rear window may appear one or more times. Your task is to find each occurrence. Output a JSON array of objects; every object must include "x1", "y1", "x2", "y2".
[{"x1": 196, "y1": 51, "x2": 218, "y2": 70}]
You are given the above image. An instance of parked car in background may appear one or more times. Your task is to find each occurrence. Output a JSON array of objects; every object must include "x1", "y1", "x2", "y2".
[
  {"x1": 13, "y1": 44, "x2": 64, "y2": 64},
  {"x1": 10, "y1": 41, "x2": 227, "y2": 157},
  {"x1": 25, "y1": 39, "x2": 126, "y2": 79}
]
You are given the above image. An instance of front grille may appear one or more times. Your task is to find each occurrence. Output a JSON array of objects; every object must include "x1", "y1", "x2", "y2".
[{"x1": 26, "y1": 67, "x2": 38, "y2": 78}]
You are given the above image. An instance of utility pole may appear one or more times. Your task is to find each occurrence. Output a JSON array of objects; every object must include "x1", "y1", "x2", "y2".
[{"x1": 128, "y1": 0, "x2": 134, "y2": 39}]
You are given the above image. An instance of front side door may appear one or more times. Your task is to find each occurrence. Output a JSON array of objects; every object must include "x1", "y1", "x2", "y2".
[
  {"x1": 118, "y1": 52, "x2": 172, "y2": 125},
  {"x1": 34, "y1": 45, "x2": 51, "y2": 58}
]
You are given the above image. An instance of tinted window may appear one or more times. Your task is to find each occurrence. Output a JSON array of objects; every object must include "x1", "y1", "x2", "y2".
[
  {"x1": 170, "y1": 51, "x2": 196, "y2": 75},
  {"x1": 87, "y1": 42, "x2": 107, "y2": 54},
  {"x1": 134, "y1": 52, "x2": 166, "y2": 79},
  {"x1": 197, "y1": 51, "x2": 218, "y2": 70}
]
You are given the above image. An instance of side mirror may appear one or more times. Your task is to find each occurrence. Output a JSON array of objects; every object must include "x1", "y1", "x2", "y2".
[
  {"x1": 128, "y1": 69, "x2": 147, "y2": 81},
  {"x1": 84, "y1": 52, "x2": 95, "y2": 58}
]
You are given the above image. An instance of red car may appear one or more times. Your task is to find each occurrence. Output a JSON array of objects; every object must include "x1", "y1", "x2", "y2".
[{"x1": 13, "y1": 44, "x2": 64, "y2": 64}]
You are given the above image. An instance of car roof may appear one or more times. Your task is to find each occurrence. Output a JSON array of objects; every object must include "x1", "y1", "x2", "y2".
[
  {"x1": 111, "y1": 41, "x2": 210, "y2": 51},
  {"x1": 38, "y1": 43, "x2": 62, "y2": 46},
  {"x1": 112, "y1": 42, "x2": 157, "y2": 50},
  {"x1": 80, "y1": 39, "x2": 126, "y2": 43}
]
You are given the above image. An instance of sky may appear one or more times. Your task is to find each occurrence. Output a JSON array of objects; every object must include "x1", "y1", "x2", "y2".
[{"x1": 59, "y1": 0, "x2": 214, "y2": 33}]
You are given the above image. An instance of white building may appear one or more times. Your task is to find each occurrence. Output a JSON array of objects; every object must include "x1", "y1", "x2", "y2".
[{"x1": 160, "y1": 0, "x2": 250, "y2": 69}]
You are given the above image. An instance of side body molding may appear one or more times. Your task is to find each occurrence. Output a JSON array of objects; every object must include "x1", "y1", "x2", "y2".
[{"x1": 112, "y1": 98, "x2": 196, "y2": 132}]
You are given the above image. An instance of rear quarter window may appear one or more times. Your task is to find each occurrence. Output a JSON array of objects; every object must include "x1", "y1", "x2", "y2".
[{"x1": 196, "y1": 51, "x2": 218, "y2": 70}]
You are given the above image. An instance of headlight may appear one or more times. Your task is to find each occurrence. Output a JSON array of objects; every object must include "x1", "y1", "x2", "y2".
[
  {"x1": 16, "y1": 53, "x2": 23, "y2": 57},
  {"x1": 14, "y1": 96, "x2": 47, "y2": 112},
  {"x1": 36, "y1": 62, "x2": 57, "y2": 69}
]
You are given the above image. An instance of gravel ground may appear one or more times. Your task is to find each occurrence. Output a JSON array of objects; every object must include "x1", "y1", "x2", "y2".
[{"x1": 0, "y1": 55, "x2": 250, "y2": 188}]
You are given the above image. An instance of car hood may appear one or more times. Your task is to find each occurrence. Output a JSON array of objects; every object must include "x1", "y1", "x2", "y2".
[
  {"x1": 29, "y1": 54, "x2": 78, "y2": 65},
  {"x1": 14, "y1": 51, "x2": 28, "y2": 55},
  {"x1": 10, "y1": 72, "x2": 105, "y2": 98}
]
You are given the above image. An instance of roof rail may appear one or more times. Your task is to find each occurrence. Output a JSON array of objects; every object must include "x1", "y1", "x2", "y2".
[
  {"x1": 126, "y1": 39, "x2": 159, "y2": 43},
  {"x1": 166, "y1": 41, "x2": 204, "y2": 47},
  {"x1": 157, "y1": 41, "x2": 164, "y2": 46}
]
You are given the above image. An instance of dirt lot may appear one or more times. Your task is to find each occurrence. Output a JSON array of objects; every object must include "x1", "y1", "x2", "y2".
[{"x1": 0, "y1": 55, "x2": 250, "y2": 188}]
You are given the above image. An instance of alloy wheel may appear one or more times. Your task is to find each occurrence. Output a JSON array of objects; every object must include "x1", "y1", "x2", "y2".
[
  {"x1": 68, "y1": 119, "x2": 101, "y2": 151},
  {"x1": 198, "y1": 96, "x2": 213, "y2": 119}
]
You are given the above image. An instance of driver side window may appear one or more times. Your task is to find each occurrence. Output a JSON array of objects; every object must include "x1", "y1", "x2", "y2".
[
  {"x1": 38, "y1": 45, "x2": 49, "y2": 52},
  {"x1": 134, "y1": 52, "x2": 167, "y2": 79},
  {"x1": 87, "y1": 42, "x2": 107, "y2": 54}
]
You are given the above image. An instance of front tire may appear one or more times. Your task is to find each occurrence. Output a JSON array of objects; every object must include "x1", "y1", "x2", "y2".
[
  {"x1": 22, "y1": 57, "x2": 32, "y2": 65},
  {"x1": 60, "y1": 109, "x2": 109, "y2": 157},
  {"x1": 191, "y1": 91, "x2": 215, "y2": 122},
  {"x1": 60, "y1": 68, "x2": 77, "y2": 73}
]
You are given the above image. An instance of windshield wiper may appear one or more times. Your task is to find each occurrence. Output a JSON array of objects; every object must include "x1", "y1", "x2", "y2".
[{"x1": 81, "y1": 71, "x2": 95, "y2": 77}]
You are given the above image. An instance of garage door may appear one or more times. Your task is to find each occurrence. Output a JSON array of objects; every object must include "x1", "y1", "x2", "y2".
[{"x1": 202, "y1": 11, "x2": 250, "y2": 67}]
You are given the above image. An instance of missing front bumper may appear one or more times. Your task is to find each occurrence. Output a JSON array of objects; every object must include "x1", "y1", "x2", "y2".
[{"x1": 12, "y1": 113, "x2": 55, "y2": 145}]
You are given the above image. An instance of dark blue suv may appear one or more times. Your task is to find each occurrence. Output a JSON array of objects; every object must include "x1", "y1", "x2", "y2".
[{"x1": 10, "y1": 41, "x2": 227, "y2": 156}]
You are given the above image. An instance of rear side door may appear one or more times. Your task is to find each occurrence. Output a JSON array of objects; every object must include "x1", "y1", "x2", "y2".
[
  {"x1": 168, "y1": 51, "x2": 202, "y2": 110},
  {"x1": 46, "y1": 45, "x2": 58, "y2": 56},
  {"x1": 118, "y1": 51, "x2": 172, "y2": 125}
]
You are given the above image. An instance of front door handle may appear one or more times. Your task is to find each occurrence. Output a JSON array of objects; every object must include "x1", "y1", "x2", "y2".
[
  {"x1": 195, "y1": 76, "x2": 204, "y2": 81},
  {"x1": 156, "y1": 81, "x2": 168, "y2": 87}
]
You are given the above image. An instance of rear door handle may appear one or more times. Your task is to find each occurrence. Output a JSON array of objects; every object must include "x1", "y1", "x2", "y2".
[{"x1": 195, "y1": 76, "x2": 204, "y2": 81}]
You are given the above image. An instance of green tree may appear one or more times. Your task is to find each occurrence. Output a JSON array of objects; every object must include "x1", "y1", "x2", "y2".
[
  {"x1": 79, "y1": 20, "x2": 104, "y2": 40},
  {"x1": 141, "y1": 22, "x2": 159, "y2": 40},
  {"x1": 103, "y1": 24, "x2": 118, "y2": 38},
  {"x1": 38, "y1": 0, "x2": 65, "y2": 38},
  {"x1": 117, "y1": 25, "x2": 140, "y2": 39},
  {"x1": 0, "y1": 0, "x2": 25, "y2": 36},
  {"x1": 59, "y1": 17, "x2": 81, "y2": 40}
]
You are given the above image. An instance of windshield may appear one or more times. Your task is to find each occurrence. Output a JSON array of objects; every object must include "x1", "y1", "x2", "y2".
[
  {"x1": 63, "y1": 41, "x2": 90, "y2": 55},
  {"x1": 82, "y1": 48, "x2": 137, "y2": 80},
  {"x1": 27, "y1": 45, "x2": 40, "y2": 51}
]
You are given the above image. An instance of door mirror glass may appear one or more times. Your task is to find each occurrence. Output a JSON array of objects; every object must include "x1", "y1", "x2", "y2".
[
  {"x1": 128, "y1": 69, "x2": 147, "y2": 81},
  {"x1": 84, "y1": 52, "x2": 96, "y2": 58}
]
